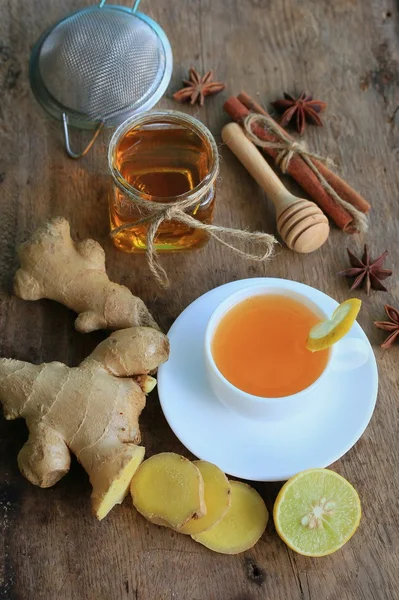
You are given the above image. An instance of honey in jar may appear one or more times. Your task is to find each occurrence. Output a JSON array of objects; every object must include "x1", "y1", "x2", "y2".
[{"x1": 108, "y1": 111, "x2": 219, "y2": 252}]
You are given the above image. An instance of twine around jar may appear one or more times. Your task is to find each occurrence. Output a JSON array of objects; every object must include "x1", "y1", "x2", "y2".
[
  {"x1": 110, "y1": 172, "x2": 278, "y2": 287},
  {"x1": 243, "y1": 113, "x2": 368, "y2": 233}
]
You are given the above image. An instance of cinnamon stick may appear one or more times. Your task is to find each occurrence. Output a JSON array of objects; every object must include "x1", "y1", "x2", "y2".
[
  {"x1": 223, "y1": 96, "x2": 355, "y2": 232},
  {"x1": 237, "y1": 92, "x2": 370, "y2": 214}
]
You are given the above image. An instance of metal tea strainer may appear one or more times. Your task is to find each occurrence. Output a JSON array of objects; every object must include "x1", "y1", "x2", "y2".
[{"x1": 29, "y1": 0, "x2": 173, "y2": 158}]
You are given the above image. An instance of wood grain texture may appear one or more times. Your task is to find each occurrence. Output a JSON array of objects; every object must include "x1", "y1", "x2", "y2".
[{"x1": 0, "y1": 0, "x2": 398, "y2": 599}]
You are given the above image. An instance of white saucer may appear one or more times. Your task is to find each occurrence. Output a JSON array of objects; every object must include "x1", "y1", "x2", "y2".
[{"x1": 157, "y1": 278, "x2": 378, "y2": 481}]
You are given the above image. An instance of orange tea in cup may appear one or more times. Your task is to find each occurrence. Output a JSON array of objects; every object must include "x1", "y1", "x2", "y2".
[{"x1": 211, "y1": 294, "x2": 330, "y2": 398}]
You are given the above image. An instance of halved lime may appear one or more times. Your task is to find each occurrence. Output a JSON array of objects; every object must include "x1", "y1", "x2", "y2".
[{"x1": 274, "y1": 468, "x2": 361, "y2": 557}]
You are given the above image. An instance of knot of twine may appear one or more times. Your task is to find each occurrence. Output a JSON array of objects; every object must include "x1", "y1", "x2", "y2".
[
  {"x1": 243, "y1": 113, "x2": 368, "y2": 234},
  {"x1": 110, "y1": 173, "x2": 277, "y2": 287}
]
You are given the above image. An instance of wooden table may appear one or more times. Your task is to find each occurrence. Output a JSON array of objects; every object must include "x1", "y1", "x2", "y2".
[{"x1": 1, "y1": 1, "x2": 398, "y2": 598}]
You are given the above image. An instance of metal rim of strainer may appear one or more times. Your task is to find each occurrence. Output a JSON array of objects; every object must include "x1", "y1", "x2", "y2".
[{"x1": 29, "y1": 3, "x2": 173, "y2": 157}]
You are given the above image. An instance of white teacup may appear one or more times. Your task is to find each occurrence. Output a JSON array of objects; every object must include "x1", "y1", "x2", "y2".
[{"x1": 204, "y1": 283, "x2": 369, "y2": 421}]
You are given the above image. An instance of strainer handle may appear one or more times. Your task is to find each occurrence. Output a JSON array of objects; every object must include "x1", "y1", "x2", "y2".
[
  {"x1": 98, "y1": 0, "x2": 141, "y2": 12},
  {"x1": 62, "y1": 114, "x2": 104, "y2": 159}
]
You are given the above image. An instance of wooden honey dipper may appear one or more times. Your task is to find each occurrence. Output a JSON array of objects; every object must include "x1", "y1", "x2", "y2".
[{"x1": 221, "y1": 122, "x2": 329, "y2": 253}]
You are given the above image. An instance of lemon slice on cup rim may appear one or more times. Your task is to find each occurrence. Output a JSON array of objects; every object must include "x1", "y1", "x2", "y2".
[
  {"x1": 306, "y1": 298, "x2": 362, "y2": 352},
  {"x1": 273, "y1": 468, "x2": 361, "y2": 557}
]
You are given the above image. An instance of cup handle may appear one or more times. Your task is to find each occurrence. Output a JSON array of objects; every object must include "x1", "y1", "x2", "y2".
[{"x1": 330, "y1": 338, "x2": 370, "y2": 372}]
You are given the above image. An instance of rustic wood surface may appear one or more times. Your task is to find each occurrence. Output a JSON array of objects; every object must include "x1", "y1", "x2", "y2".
[{"x1": 0, "y1": 0, "x2": 398, "y2": 598}]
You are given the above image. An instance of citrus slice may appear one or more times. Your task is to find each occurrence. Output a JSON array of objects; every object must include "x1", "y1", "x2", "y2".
[
  {"x1": 306, "y1": 298, "x2": 362, "y2": 352},
  {"x1": 274, "y1": 468, "x2": 361, "y2": 557}
]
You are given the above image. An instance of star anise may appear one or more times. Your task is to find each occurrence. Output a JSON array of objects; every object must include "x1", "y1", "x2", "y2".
[
  {"x1": 173, "y1": 68, "x2": 225, "y2": 106},
  {"x1": 272, "y1": 91, "x2": 327, "y2": 135},
  {"x1": 338, "y1": 245, "x2": 392, "y2": 295},
  {"x1": 374, "y1": 305, "x2": 399, "y2": 349}
]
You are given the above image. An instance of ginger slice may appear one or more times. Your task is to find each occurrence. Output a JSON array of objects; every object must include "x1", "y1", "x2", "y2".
[
  {"x1": 130, "y1": 453, "x2": 206, "y2": 528},
  {"x1": 192, "y1": 481, "x2": 268, "y2": 554},
  {"x1": 178, "y1": 461, "x2": 231, "y2": 535}
]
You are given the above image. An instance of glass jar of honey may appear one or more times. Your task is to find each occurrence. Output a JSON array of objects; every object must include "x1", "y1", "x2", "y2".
[{"x1": 108, "y1": 110, "x2": 219, "y2": 252}]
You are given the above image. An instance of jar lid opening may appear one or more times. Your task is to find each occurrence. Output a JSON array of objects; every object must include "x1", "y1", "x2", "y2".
[{"x1": 108, "y1": 110, "x2": 219, "y2": 204}]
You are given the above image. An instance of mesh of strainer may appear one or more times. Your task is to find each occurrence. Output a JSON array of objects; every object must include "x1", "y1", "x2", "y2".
[
  {"x1": 29, "y1": 3, "x2": 172, "y2": 155},
  {"x1": 38, "y1": 8, "x2": 166, "y2": 122}
]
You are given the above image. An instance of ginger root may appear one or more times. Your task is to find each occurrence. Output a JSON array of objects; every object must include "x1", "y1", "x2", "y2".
[
  {"x1": 14, "y1": 217, "x2": 158, "y2": 333},
  {"x1": 0, "y1": 327, "x2": 169, "y2": 520},
  {"x1": 130, "y1": 453, "x2": 206, "y2": 528},
  {"x1": 178, "y1": 461, "x2": 231, "y2": 535},
  {"x1": 192, "y1": 481, "x2": 269, "y2": 554}
]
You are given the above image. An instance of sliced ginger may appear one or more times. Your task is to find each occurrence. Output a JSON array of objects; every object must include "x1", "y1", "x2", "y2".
[
  {"x1": 192, "y1": 481, "x2": 268, "y2": 554},
  {"x1": 129, "y1": 454, "x2": 268, "y2": 554},
  {"x1": 130, "y1": 453, "x2": 206, "y2": 529},
  {"x1": 178, "y1": 461, "x2": 231, "y2": 535}
]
